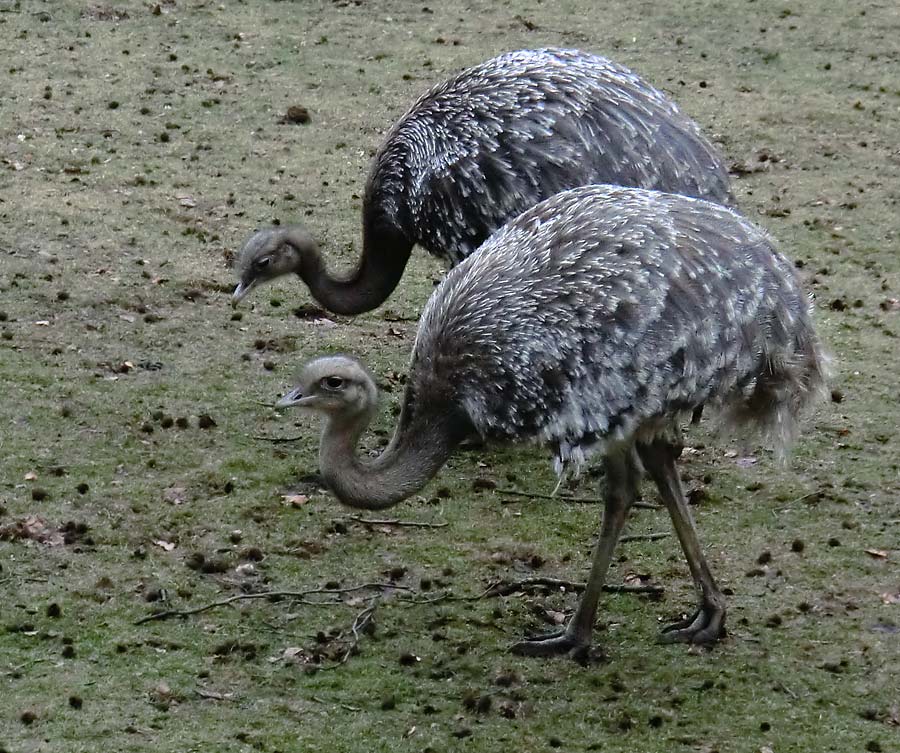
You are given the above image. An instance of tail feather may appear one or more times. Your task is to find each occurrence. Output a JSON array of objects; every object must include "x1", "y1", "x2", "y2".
[{"x1": 720, "y1": 327, "x2": 830, "y2": 460}]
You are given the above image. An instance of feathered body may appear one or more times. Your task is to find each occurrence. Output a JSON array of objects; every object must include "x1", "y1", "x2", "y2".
[
  {"x1": 277, "y1": 184, "x2": 827, "y2": 653},
  {"x1": 234, "y1": 48, "x2": 733, "y2": 312},
  {"x1": 407, "y1": 184, "x2": 824, "y2": 471},
  {"x1": 369, "y1": 47, "x2": 734, "y2": 266}
]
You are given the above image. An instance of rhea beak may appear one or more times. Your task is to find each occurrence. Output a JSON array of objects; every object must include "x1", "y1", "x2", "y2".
[
  {"x1": 275, "y1": 387, "x2": 313, "y2": 410},
  {"x1": 231, "y1": 279, "x2": 256, "y2": 307}
]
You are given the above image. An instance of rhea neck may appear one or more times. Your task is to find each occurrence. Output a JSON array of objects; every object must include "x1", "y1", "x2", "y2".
[
  {"x1": 318, "y1": 398, "x2": 470, "y2": 510},
  {"x1": 295, "y1": 217, "x2": 413, "y2": 316}
]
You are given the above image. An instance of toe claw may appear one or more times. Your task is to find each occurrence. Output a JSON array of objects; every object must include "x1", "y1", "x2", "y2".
[
  {"x1": 510, "y1": 630, "x2": 590, "y2": 659},
  {"x1": 659, "y1": 604, "x2": 725, "y2": 644}
]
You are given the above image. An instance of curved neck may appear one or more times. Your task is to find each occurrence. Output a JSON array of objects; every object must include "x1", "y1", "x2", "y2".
[
  {"x1": 319, "y1": 404, "x2": 466, "y2": 510},
  {"x1": 298, "y1": 225, "x2": 412, "y2": 316}
]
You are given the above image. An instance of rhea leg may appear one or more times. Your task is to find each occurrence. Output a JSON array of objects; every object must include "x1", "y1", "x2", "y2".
[
  {"x1": 512, "y1": 447, "x2": 639, "y2": 658},
  {"x1": 637, "y1": 438, "x2": 726, "y2": 644}
]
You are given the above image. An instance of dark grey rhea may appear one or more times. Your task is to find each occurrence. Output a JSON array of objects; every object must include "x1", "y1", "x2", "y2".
[
  {"x1": 234, "y1": 48, "x2": 734, "y2": 314},
  {"x1": 275, "y1": 185, "x2": 828, "y2": 657}
]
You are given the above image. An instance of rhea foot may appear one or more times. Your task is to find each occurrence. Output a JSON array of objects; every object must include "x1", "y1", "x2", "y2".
[
  {"x1": 510, "y1": 629, "x2": 592, "y2": 663},
  {"x1": 659, "y1": 603, "x2": 726, "y2": 644}
]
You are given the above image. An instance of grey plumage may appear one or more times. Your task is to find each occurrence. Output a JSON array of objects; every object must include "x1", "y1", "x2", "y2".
[
  {"x1": 276, "y1": 184, "x2": 828, "y2": 656},
  {"x1": 234, "y1": 48, "x2": 733, "y2": 312},
  {"x1": 415, "y1": 184, "x2": 824, "y2": 473}
]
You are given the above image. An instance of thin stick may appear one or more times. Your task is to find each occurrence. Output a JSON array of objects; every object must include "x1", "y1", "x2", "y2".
[
  {"x1": 619, "y1": 532, "x2": 670, "y2": 543},
  {"x1": 496, "y1": 487, "x2": 659, "y2": 510},
  {"x1": 251, "y1": 434, "x2": 304, "y2": 443},
  {"x1": 481, "y1": 576, "x2": 664, "y2": 598},
  {"x1": 320, "y1": 600, "x2": 379, "y2": 670},
  {"x1": 345, "y1": 515, "x2": 449, "y2": 529},
  {"x1": 398, "y1": 577, "x2": 664, "y2": 605},
  {"x1": 134, "y1": 583, "x2": 411, "y2": 625}
]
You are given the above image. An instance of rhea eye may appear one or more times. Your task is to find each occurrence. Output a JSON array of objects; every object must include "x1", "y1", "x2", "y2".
[
  {"x1": 252, "y1": 257, "x2": 271, "y2": 271},
  {"x1": 322, "y1": 376, "x2": 344, "y2": 391}
]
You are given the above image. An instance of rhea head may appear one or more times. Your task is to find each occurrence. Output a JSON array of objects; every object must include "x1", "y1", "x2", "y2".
[{"x1": 232, "y1": 225, "x2": 318, "y2": 306}]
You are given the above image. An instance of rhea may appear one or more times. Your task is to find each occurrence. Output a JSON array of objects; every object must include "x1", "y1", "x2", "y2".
[
  {"x1": 275, "y1": 185, "x2": 827, "y2": 656},
  {"x1": 233, "y1": 48, "x2": 733, "y2": 314}
]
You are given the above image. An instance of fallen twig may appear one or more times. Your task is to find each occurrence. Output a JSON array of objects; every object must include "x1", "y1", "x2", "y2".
[
  {"x1": 345, "y1": 515, "x2": 449, "y2": 529},
  {"x1": 481, "y1": 576, "x2": 664, "y2": 598},
  {"x1": 195, "y1": 688, "x2": 233, "y2": 701},
  {"x1": 319, "y1": 600, "x2": 379, "y2": 670},
  {"x1": 134, "y1": 583, "x2": 411, "y2": 625},
  {"x1": 619, "y1": 532, "x2": 670, "y2": 543},
  {"x1": 398, "y1": 576, "x2": 664, "y2": 606},
  {"x1": 251, "y1": 434, "x2": 304, "y2": 443},
  {"x1": 311, "y1": 695, "x2": 362, "y2": 712},
  {"x1": 496, "y1": 488, "x2": 659, "y2": 510}
]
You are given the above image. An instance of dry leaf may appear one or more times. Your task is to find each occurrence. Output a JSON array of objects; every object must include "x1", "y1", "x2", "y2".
[
  {"x1": 880, "y1": 592, "x2": 900, "y2": 605},
  {"x1": 163, "y1": 486, "x2": 187, "y2": 505},
  {"x1": 0, "y1": 515, "x2": 65, "y2": 546},
  {"x1": 547, "y1": 609, "x2": 567, "y2": 625},
  {"x1": 153, "y1": 539, "x2": 176, "y2": 551},
  {"x1": 281, "y1": 494, "x2": 309, "y2": 507},
  {"x1": 24, "y1": 471, "x2": 37, "y2": 481},
  {"x1": 35, "y1": 320, "x2": 50, "y2": 326},
  {"x1": 736, "y1": 456, "x2": 758, "y2": 468},
  {"x1": 865, "y1": 548, "x2": 889, "y2": 560}
]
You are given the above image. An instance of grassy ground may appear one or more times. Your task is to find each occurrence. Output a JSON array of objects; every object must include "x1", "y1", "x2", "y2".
[{"x1": 1, "y1": 1, "x2": 898, "y2": 751}]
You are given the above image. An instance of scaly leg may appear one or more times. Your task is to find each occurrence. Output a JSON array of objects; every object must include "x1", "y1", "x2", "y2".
[
  {"x1": 637, "y1": 438, "x2": 726, "y2": 644},
  {"x1": 512, "y1": 447, "x2": 639, "y2": 659}
]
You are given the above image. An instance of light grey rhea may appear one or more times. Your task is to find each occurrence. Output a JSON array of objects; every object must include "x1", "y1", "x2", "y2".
[
  {"x1": 233, "y1": 47, "x2": 733, "y2": 314},
  {"x1": 275, "y1": 185, "x2": 827, "y2": 657}
]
